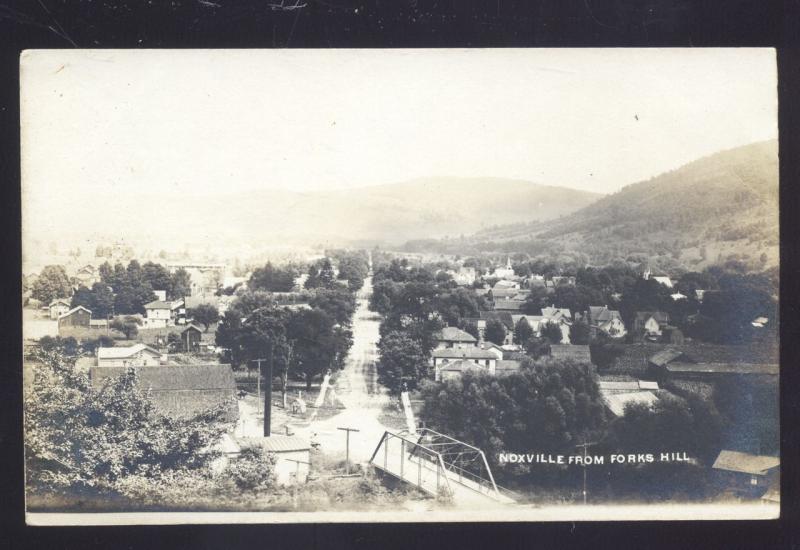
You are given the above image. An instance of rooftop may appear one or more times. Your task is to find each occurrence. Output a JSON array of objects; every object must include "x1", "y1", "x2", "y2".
[
  {"x1": 432, "y1": 348, "x2": 498, "y2": 360},
  {"x1": 665, "y1": 362, "x2": 778, "y2": 376},
  {"x1": 97, "y1": 344, "x2": 161, "y2": 359},
  {"x1": 144, "y1": 299, "x2": 184, "y2": 310},
  {"x1": 243, "y1": 435, "x2": 311, "y2": 453},
  {"x1": 435, "y1": 326, "x2": 477, "y2": 343},
  {"x1": 712, "y1": 450, "x2": 780, "y2": 475}
]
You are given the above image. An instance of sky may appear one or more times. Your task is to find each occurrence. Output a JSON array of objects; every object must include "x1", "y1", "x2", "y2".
[{"x1": 21, "y1": 48, "x2": 777, "y2": 203}]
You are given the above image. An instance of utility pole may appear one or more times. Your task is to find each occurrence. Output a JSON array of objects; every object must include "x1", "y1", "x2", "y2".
[
  {"x1": 575, "y1": 440, "x2": 597, "y2": 505},
  {"x1": 337, "y1": 427, "x2": 360, "y2": 475},
  {"x1": 251, "y1": 358, "x2": 267, "y2": 434}
]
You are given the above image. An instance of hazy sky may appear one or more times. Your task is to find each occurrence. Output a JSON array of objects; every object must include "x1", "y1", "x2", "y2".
[{"x1": 22, "y1": 48, "x2": 777, "y2": 201}]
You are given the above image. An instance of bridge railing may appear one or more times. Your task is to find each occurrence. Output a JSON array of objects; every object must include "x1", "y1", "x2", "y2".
[{"x1": 370, "y1": 431, "x2": 453, "y2": 498}]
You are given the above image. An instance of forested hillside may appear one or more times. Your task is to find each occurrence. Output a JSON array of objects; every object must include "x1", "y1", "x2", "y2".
[{"x1": 409, "y1": 140, "x2": 779, "y2": 274}]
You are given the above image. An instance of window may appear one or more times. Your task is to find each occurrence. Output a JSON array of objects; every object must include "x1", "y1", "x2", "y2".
[{"x1": 751, "y1": 476, "x2": 759, "y2": 486}]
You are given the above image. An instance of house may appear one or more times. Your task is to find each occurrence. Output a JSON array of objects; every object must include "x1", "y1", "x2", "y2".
[
  {"x1": 432, "y1": 326, "x2": 478, "y2": 349},
  {"x1": 551, "y1": 276, "x2": 576, "y2": 287},
  {"x1": 90, "y1": 363, "x2": 238, "y2": 420},
  {"x1": 58, "y1": 305, "x2": 92, "y2": 329},
  {"x1": 48, "y1": 299, "x2": 71, "y2": 320},
  {"x1": 97, "y1": 344, "x2": 165, "y2": 367},
  {"x1": 493, "y1": 280, "x2": 520, "y2": 290},
  {"x1": 586, "y1": 306, "x2": 626, "y2": 338},
  {"x1": 432, "y1": 347, "x2": 499, "y2": 381},
  {"x1": 712, "y1": 450, "x2": 779, "y2": 498},
  {"x1": 695, "y1": 289, "x2": 706, "y2": 302},
  {"x1": 549, "y1": 344, "x2": 592, "y2": 364},
  {"x1": 646, "y1": 349, "x2": 778, "y2": 382},
  {"x1": 541, "y1": 306, "x2": 572, "y2": 323},
  {"x1": 241, "y1": 436, "x2": 311, "y2": 485},
  {"x1": 181, "y1": 323, "x2": 204, "y2": 353},
  {"x1": 74, "y1": 264, "x2": 98, "y2": 287},
  {"x1": 633, "y1": 311, "x2": 670, "y2": 338},
  {"x1": 143, "y1": 299, "x2": 185, "y2": 328},
  {"x1": 490, "y1": 287, "x2": 528, "y2": 299},
  {"x1": 447, "y1": 266, "x2": 476, "y2": 286},
  {"x1": 670, "y1": 292, "x2": 687, "y2": 301},
  {"x1": 652, "y1": 276, "x2": 673, "y2": 288}
]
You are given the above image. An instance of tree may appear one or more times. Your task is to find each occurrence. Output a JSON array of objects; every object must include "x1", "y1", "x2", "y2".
[
  {"x1": 569, "y1": 319, "x2": 591, "y2": 345},
  {"x1": 286, "y1": 309, "x2": 347, "y2": 390},
  {"x1": 513, "y1": 318, "x2": 534, "y2": 346},
  {"x1": 142, "y1": 262, "x2": 173, "y2": 295},
  {"x1": 170, "y1": 268, "x2": 192, "y2": 299},
  {"x1": 462, "y1": 321, "x2": 480, "y2": 341},
  {"x1": 24, "y1": 349, "x2": 234, "y2": 499},
  {"x1": 484, "y1": 319, "x2": 507, "y2": 346},
  {"x1": 589, "y1": 333, "x2": 625, "y2": 369},
  {"x1": 31, "y1": 265, "x2": 72, "y2": 304},
  {"x1": 189, "y1": 303, "x2": 220, "y2": 332},
  {"x1": 249, "y1": 262, "x2": 297, "y2": 292},
  {"x1": 376, "y1": 330, "x2": 429, "y2": 394},
  {"x1": 111, "y1": 316, "x2": 139, "y2": 340},
  {"x1": 522, "y1": 287, "x2": 551, "y2": 314},
  {"x1": 541, "y1": 322, "x2": 563, "y2": 344},
  {"x1": 308, "y1": 288, "x2": 356, "y2": 327},
  {"x1": 419, "y1": 359, "x2": 608, "y2": 485},
  {"x1": 305, "y1": 258, "x2": 336, "y2": 290},
  {"x1": 71, "y1": 283, "x2": 114, "y2": 319}
]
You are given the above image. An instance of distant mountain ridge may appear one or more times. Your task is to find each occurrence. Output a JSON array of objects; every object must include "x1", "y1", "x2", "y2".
[
  {"x1": 28, "y1": 177, "x2": 602, "y2": 250},
  {"x1": 455, "y1": 140, "x2": 779, "y2": 271}
]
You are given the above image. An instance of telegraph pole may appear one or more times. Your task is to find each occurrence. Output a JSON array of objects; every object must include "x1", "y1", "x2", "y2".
[
  {"x1": 337, "y1": 427, "x2": 360, "y2": 475},
  {"x1": 251, "y1": 358, "x2": 267, "y2": 433},
  {"x1": 575, "y1": 440, "x2": 597, "y2": 505}
]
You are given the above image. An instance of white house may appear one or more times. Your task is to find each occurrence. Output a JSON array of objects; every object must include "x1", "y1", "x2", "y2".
[
  {"x1": 97, "y1": 344, "x2": 165, "y2": 367},
  {"x1": 587, "y1": 306, "x2": 627, "y2": 338},
  {"x1": 432, "y1": 347, "x2": 498, "y2": 381},
  {"x1": 48, "y1": 298, "x2": 71, "y2": 320},
  {"x1": 143, "y1": 299, "x2": 185, "y2": 328}
]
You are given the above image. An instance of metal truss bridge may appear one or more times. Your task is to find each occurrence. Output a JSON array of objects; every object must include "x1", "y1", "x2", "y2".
[{"x1": 369, "y1": 428, "x2": 517, "y2": 507}]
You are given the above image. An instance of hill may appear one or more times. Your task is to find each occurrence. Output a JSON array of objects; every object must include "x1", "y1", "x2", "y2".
[
  {"x1": 27, "y1": 177, "x2": 601, "y2": 250},
  {"x1": 430, "y1": 140, "x2": 779, "y2": 272}
]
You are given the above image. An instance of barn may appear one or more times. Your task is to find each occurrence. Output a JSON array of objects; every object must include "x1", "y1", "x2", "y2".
[{"x1": 90, "y1": 363, "x2": 238, "y2": 421}]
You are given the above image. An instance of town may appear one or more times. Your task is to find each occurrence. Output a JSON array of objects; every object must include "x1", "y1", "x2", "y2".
[{"x1": 23, "y1": 239, "x2": 779, "y2": 511}]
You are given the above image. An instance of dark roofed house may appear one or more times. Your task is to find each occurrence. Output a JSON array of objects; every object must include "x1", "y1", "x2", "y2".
[
  {"x1": 549, "y1": 344, "x2": 592, "y2": 364},
  {"x1": 647, "y1": 347, "x2": 778, "y2": 382},
  {"x1": 58, "y1": 305, "x2": 92, "y2": 330},
  {"x1": 90, "y1": 363, "x2": 238, "y2": 421},
  {"x1": 433, "y1": 326, "x2": 478, "y2": 349},
  {"x1": 587, "y1": 306, "x2": 626, "y2": 338},
  {"x1": 712, "y1": 450, "x2": 779, "y2": 498}
]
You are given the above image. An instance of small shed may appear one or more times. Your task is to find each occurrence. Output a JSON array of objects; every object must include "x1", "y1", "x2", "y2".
[
  {"x1": 242, "y1": 435, "x2": 311, "y2": 485},
  {"x1": 181, "y1": 323, "x2": 204, "y2": 352}
]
